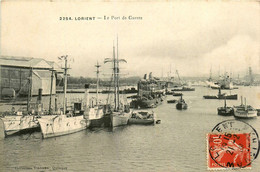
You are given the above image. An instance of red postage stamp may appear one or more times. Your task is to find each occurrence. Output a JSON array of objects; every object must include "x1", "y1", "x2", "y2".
[{"x1": 207, "y1": 133, "x2": 251, "y2": 169}]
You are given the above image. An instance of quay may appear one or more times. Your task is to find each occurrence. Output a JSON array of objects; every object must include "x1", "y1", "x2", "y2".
[{"x1": 56, "y1": 88, "x2": 137, "y2": 94}]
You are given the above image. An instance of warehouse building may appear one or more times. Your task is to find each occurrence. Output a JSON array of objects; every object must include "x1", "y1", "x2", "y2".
[{"x1": 0, "y1": 56, "x2": 61, "y2": 98}]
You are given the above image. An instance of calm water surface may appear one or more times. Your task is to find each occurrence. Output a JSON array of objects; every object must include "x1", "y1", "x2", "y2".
[{"x1": 0, "y1": 86, "x2": 260, "y2": 172}]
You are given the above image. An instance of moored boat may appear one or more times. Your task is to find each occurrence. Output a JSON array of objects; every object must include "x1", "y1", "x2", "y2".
[
  {"x1": 172, "y1": 92, "x2": 183, "y2": 96},
  {"x1": 0, "y1": 77, "x2": 44, "y2": 137},
  {"x1": 110, "y1": 109, "x2": 131, "y2": 127},
  {"x1": 1, "y1": 114, "x2": 40, "y2": 136},
  {"x1": 217, "y1": 99, "x2": 234, "y2": 116},
  {"x1": 104, "y1": 39, "x2": 131, "y2": 127},
  {"x1": 128, "y1": 110, "x2": 155, "y2": 125},
  {"x1": 167, "y1": 99, "x2": 177, "y2": 103},
  {"x1": 38, "y1": 55, "x2": 88, "y2": 138},
  {"x1": 38, "y1": 114, "x2": 88, "y2": 138},
  {"x1": 203, "y1": 88, "x2": 237, "y2": 100},
  {"x1": 130, "y1": 72, "x2": 165, "y2": 109},
  {"x1": 203, "y1": 94, "x2": 237, "y2": 100},
  {"x1": 233, "y1": 97, "x2": 257, "y2": 119},
  {"x1": 176, "y1": 96, "x2": 187, "y2": 110},
  {"x1": 88, "y1": 105, "x2": 104, "y2": 128},
  {"x1": 88, "y1": 62, "x2": 105, "y2": 128},
  {"x1": 234, "y1": 106, "x2": 257, "y2": 118}
]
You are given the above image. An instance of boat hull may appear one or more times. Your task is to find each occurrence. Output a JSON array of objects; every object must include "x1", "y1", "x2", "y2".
[
  {"x1": 88, "y1": 106, "x2": 105, "y2": 128},
  {"x1": 103, "y1": 113, "x2": 112, "y2": 127},
  {"x1": 176, "y1": 103, "x2": 187, "y2": 110},
  {"x1": 1, "y1": 115, "x2": 40, "y2": 137},
  {"x1": 128, "y1": 118, "x2": 154, "y2": 125},
  {"x1": 172, "y1": 93, "x2": 183, "y2": 96},
  {"x1": 89, "y1": 117, "x2": 104, "y2": 128},
  {"x1": 233, "y1": 111, "x2": 257, "y2": 118},
  {"x1": 128, "y1": 111, "x2": 155, "y2": 125},
  {"x1": 38, "y1": 115, "x2": 88, "y2": 138},
  {"x1": 110, "y1": 112, "x2": 130, "y2": 127},
  {"x1": 167, "y1": 100, "x2": 177, "y2": 103},
  {"x1": 217, "y1": 107, "x2": 234, "y2": 116},
  {"x1": 211, "y1": 86, "x2": 221, "y2": 89},
  {"x1": 203, "y1": 95, "x2": 218, "y2": 99},
  {"x1": 224, "y1": 95, "x2": 238, "y2": 100},
  {"x1": 203, "y1": 95, "x2": 237, "y2": 100}
]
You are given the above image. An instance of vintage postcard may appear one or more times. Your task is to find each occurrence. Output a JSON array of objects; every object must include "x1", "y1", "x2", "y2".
[{"x1": 0, "y1": 1, "x2": 259, "y2": 171}]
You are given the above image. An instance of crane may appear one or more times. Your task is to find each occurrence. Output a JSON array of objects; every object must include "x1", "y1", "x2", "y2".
[{"x1": 176, "y1": 70, "x2": 183, "y2": 85}]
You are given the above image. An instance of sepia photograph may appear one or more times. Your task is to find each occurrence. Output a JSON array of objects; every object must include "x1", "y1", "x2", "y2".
[{"x1": 0, "y1": 1, "x2": 259, "y2": 171}]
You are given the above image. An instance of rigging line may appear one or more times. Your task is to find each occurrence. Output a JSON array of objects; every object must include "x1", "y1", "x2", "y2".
[
  {"x1": 106, "y1": 73, "x2": 114, "y2": 105},
  {"x1": 11, "y1": 75, "x2": 31, "y2": 102}
]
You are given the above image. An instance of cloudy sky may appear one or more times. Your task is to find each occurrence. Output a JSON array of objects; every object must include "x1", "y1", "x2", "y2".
[{"x1": 1, "y1": 1, "x2": 259, "y2": 78}]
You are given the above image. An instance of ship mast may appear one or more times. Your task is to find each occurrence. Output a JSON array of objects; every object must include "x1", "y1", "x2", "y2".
[
  {"x1": 60, "y1": 55, "x2": 68, "y2": 114},
  {"x1": 49, "y1": 68, "x2": 54, "y2": 114},
  {"x1": 27, "y1": 67, "x2": 32, "y2": 112},
  {"x1": 95, "y1": 61, "x2": 101, "y2": 105},
  {"x1": 104, "y1": 38, "x2": 127, "y2": 111},
  {"x1": 116, "y1": 37, "x2": 120, "y2": 110},
  {"x1": 113, "y1": 42, "x2": 117, "y2": 110}
]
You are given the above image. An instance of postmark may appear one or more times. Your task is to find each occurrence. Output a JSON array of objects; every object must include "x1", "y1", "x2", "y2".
[{"x1": 207, "y1": 120, "x2": 259, "y2": 170}]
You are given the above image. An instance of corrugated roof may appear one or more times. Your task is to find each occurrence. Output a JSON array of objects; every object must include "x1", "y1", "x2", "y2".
[
  {"x1": 33, "y1": 70, "x2": 52, "y2": 78},
  {"x1": 45, "y1": 61, "x2": 63, "y2": 72},
  {"x1": 0, "y1": 56, "x2": 55, "y2": 69}
]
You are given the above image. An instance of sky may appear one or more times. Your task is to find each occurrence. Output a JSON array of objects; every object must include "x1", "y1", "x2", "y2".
[{"x1": 1, "y1": 1, "x2": 260, "y2": 78}]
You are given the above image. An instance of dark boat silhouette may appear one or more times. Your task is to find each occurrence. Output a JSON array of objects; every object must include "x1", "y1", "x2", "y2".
[
  {"x1": 176, "y1": 96, "x2": 187, "y2": 110},
  {"x1": 130, "y1": 72, "x2": 165, "y2": 109},
  {"x1": 172, "y1": 91, "x2": 183, "y2": 97},
  {"x1": 217, "y1": 98, "x2": 234, "y2": 116},
  {"x1": 203, "y1": 88, "x2": 237, "y2": 100},
  {"x1": 167, "y1": 99, "x2": 177, "y2": 103}
]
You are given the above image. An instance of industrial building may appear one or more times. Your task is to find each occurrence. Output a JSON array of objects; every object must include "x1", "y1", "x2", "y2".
[{"x1": 0, "y1": 56, "x2": 61, "y2": 98}]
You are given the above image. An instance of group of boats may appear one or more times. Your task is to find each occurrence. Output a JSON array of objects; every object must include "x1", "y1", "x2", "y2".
[
  {"x1": 1, "y1": 56, "x2": 88, "y2": 138},
  {"x1": 0, "y1": 42, "x2": 158, "y2": 139},
  {"x1": 203, "y1": 72, "x2": 258, "y2": 118},
  {"x1": 205, "y1": 69, "x2": 239, "y2": 90},
  {"x1": 129, "y1": 73, "x2": 165, "y2": 109},
  {"x1": 166, "y1": 84, "x2": 257, "y2": 118},
  {"x1": 217, "y1": 96, "x2": 258, "y2": 118},
  {"x1": 1, "y1": 46, "x2": 259, "y2": 139}
]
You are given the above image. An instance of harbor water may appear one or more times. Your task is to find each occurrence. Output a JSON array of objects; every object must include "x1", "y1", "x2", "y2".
[{"x1": 0, "y1": 86, "x2": 260, "y2": 172}]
